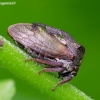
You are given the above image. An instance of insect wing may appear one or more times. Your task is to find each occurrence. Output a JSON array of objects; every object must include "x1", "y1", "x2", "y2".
[{"x1": 8, "y1": 23, "x2": 73, "y2": 59}]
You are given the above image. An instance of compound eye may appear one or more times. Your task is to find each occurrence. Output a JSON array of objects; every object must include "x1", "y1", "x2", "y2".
[
  {"x1": 78, "y1": 46, "x2": 85, "y2": 55},
  {"x1": 77, "y1": 46, "x2": 85, "y2": 60}
]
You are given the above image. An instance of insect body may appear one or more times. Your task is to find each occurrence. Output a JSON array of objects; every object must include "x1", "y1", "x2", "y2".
[{"x1": 8, "y1": 23, "x2": 85, "y2": 90}]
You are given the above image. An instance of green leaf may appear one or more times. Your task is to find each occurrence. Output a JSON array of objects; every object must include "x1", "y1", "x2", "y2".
[{"x1": 0, "y1": 79, "x2": 16, "y2": 100}]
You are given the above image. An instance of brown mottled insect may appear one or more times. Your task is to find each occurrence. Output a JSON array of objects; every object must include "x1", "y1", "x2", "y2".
[{"x1": 8, "y1": 23, "x2": 85, "y2": 91}]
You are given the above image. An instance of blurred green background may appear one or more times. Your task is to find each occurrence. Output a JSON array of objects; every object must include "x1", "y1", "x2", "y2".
[{"x1": 0, "y1": 0, "x2": 100, "y2": 100}]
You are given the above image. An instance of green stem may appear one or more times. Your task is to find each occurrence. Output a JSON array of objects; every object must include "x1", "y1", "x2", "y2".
[{"x1": 0, "y1": 35, "x2": 93, "y2": 100}]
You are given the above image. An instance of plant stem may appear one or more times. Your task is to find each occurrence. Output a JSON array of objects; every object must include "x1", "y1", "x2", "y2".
[{"x1": 0, "y1": 35, "x2": 93, "y2": 100}]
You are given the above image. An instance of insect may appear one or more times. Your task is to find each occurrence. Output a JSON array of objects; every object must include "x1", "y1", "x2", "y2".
[{"x1": 8, "y1": 23, "x2": 85, "y2": 91}]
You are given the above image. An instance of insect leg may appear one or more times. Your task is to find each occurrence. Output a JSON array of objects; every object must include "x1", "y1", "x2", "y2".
[
  {"x1": 33, "y1": 58, "x2": 63, "y2": 67},
  {"x1": 52, "y1": 75, "x2": 72, "y2": 91},
  {"x1": 33, "y1": 58, "x2": 64, "y2": 74},
  {"x1": 38, "y1": 67, "x2": 64, "y2": 74}
]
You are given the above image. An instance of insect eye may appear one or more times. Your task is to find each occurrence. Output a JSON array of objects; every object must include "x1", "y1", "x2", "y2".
[{"x1": 78, "y1": 46, "x2": 85, "y2": 55}]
